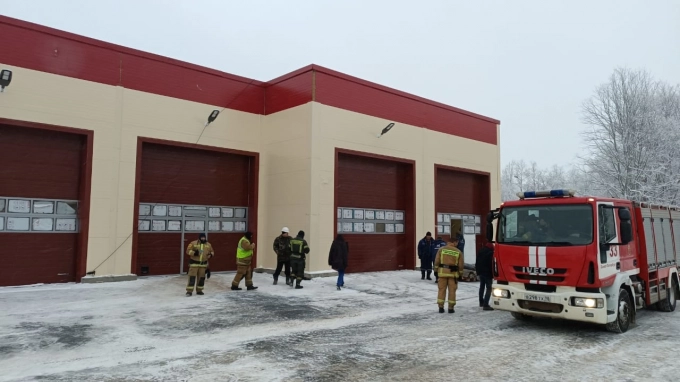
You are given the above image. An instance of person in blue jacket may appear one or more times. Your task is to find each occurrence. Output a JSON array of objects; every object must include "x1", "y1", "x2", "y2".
[
  {"x1": 418, "y1": 232, "x2": 435, "y2": 280},
  {"x1": 432, "y1": 236, "x2": 447, "y2": 283}
]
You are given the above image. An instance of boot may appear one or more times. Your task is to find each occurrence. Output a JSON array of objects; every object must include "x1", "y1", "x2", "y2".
[
  {"x1": 449, "y1": 307, "x2": 455, "y2": 314},
  {"x1": 295, "y1": 280, "x2": 303, "y2": 289},
  {"x1": 273, "y1": 277, "x2": 278, "y2": 285},
  {"x1": 421, "y1": 270, "x2": 425, "y2": 280},
  {"x1": 483, "y1": 306, "x2": 494, "y2": 311},
  {"x1": 286, "y1": 276, "x2": 292, "y2": 286},
  {"x1": 439, "y1": 307, "x2": 445, "y2": 313},
  {"x1": 247, "y1": 285, "x2": 258, "y2": 291},
  {"x1": 197, "y1": 291, "x2": 204, "y2": 295},
  {"x1": 231, "y1": 285, "x2": 242, "y2": 291},
  {"x1": 337, "y1": 286, "x2": 341, "y2": 291},
  {"x1": 426, "y1": 270, "x2": 432, "y2": 280},
  {"x1": 290, "y1": 278, "x2": 295, "y2": 288},
  {"x1": 186, "y1": 291, "x2": 192, "y2": 297}
]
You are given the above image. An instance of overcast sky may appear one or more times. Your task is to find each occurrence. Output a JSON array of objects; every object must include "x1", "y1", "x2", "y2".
[{"x1": 1, "y1": 0, "x2": 679, "y2": 168}]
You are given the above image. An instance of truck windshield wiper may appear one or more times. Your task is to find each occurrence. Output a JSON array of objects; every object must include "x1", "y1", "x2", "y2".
[
  {"x1": 498, "y1": 240, "x2": 574, "y2": 246},
  {"x1": 534, "y1": 241, "x2": 574, "y2": 246},
  {"x1": 500, "y1": 240, "x2": 532, "y2": 245}
]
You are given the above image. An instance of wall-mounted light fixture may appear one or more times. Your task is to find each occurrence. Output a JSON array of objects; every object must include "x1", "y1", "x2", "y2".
[
  {"x1": 0, "y1": 70, "x2": 12, "y2": 92},
  {"x1": 205, "y1": 109, "x2": 220, "y2": 127},
  {"x1": 376, "y1": 122, "x2": 395, "y2": 138}
]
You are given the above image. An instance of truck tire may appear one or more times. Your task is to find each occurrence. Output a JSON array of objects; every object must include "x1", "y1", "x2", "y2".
[
  {"x1": 606, "y1": 288, "x2": 632, "y2": 333},
  {"x1": 511, "y1": 312, "x2": 533, "y2": 321},
  {"x1": 658, "y1": 278, "x2": 677, "y2": 313}
]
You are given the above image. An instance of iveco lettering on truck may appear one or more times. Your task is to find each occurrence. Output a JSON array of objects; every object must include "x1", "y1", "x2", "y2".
[{"x1": 485, "y1": 189, "x2": 679, "y2": 333}]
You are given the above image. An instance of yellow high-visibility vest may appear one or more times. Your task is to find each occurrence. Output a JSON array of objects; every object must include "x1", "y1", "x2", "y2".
[{"x1": 236, "y1": 237, "x2": 253, "y2": 259}]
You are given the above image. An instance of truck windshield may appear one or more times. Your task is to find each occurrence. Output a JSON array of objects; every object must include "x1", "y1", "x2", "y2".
[{"x1": 498, "y1": 204, "x2": 593, "y2": 246}]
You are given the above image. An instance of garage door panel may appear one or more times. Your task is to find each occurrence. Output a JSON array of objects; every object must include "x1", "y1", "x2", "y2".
[
  {"x1": 435, "y1": 167, "x2": 490, "y2": 253},
  {"x1": 0, "y1": 233, "x2": 77, "y2": 286},
  {"x1": 337, "y1": 153, "x2": 414, "y2": 273},
  {"x1": 0, "y1": 124, "x2": 84, "y2": 287},
  {"x1": 140, "y1": 143, "x2": 250, "y2": 206},
  {"x1": 344, "y1": 234, "x2": 402, "y2": 272},
  {"x1": 137, "y1": 233, "x2": 181, "y2": 275},
  {"x1": 138, "y1": 142, "x2": 255, "y2": 276},
  {"x1": 337, "y1": 155, "x2": 406, "y2": 210},
  {"x1": 0, "y1": 124, "x2": 83, "y2": 200}
]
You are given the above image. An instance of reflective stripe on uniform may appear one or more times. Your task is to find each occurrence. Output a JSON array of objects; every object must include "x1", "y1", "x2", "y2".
[
  {"x1": 438, "y1": 248, "x2": 461, "y2": 277},
  {"x1": 290, "y1": 239, "x2": 305, "y2": 254}
]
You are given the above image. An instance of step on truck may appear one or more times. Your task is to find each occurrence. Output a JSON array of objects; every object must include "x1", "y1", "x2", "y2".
[{"x1": 486, "y1": 189, "x2": 679, "y2": 333}]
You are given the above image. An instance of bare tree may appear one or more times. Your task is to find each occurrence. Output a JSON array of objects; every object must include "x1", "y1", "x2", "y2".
[{"x1": 580, "y1": 68, "x2": 680, "y2": 205}]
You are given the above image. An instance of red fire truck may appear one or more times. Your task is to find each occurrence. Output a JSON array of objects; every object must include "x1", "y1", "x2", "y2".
[{"x1": 486, "y1": 189, "x2": 679, "y2": 333}]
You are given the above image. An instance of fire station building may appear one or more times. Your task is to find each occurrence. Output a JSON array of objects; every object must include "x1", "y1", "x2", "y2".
[{"x1": 0, "y1": 16, "x2": 501, "y2": 286}]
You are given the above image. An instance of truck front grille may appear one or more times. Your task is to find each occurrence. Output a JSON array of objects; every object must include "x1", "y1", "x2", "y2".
[
  {"x1": 518, "y1": 300, "x2": 563, "y2": 313},
  {"x1": 524, "y1": 284, "x2": 556, "y2": 293}
]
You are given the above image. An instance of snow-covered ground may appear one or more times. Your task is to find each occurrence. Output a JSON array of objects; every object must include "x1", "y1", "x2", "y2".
[{"x1": 0, "y1": 271, "x2": 678, "y2": 382}]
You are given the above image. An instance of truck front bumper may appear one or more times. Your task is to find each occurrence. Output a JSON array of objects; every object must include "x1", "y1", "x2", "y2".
[{"x1": 491, "y1": 282, "x2": 609, "y2": 325}]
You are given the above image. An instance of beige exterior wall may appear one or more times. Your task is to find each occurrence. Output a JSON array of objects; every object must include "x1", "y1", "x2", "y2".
[
  {"x1": 0, "y1": 64, "x2": 264, "y2": 276},
  {"x1": 0, "y1": 63, "x2": 500, "y2": 278},
  {"x1": 257, "y1": 104, "x2": 312, "y2": 269},
  {"x1": 308, "y1": 103, "x2": 501, "y2": 272}
]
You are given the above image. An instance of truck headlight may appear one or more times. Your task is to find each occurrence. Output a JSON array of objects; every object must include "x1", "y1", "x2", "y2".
[
  {"x1": 573, "y1": 297, "x2": 604, "y2": 308},
  {"x1": 493, "y1": 288, "x2": 510, "y2": 298}
]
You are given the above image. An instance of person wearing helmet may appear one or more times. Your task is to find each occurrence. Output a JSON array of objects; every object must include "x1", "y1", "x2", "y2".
[
  {"x1": 272, "y1": 227, "x2": 292, "y2": 285},
  {"x1": 185, "y1": 233, "x2": 214, "y2": 296}
]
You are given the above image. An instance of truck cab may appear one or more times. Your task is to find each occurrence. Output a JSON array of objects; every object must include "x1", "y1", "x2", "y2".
[{"x1": 486, "y1": 189, "x2": 679, "y2": 333}]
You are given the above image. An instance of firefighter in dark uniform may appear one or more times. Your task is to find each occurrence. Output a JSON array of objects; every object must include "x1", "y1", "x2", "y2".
[
  {"x1": 289, "y1": 230, "x2": 310, "y2": 289},
  {"x1": 185, "y1": 233, "x2": 214, "y2": 296},
  {"x1": 272, "y1": 227, "x2": 292, "y2": 285},
  {"x1": 434, "y1": 236, "x2": 465, "y2": 313}
]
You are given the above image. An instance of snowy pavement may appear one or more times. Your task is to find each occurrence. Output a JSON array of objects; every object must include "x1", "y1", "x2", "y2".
[{"x1": 0, "y1": 271, "x2": 678, "y2": 382}]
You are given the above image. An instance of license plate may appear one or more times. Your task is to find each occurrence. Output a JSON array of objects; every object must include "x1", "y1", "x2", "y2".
[{"x1": 524, "y1": 294, "x2": 551, "y2": 303}]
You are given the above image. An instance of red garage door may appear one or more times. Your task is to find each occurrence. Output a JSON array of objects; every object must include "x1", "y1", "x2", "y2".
[
  {"x1": 336, "y1": 151, "x2": 415, "y2": 273},
  {"x1": 0, "y1": 123, "x2": 87, "y2": 286},
  {"x1": 435, "y1": 166, "x2": 490, "y2": 254},
  {"x1": 135, "y1": 141, "x2": 257, "y2": 276}
]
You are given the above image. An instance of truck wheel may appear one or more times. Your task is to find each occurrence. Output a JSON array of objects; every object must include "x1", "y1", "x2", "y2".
[
  {"x1": 606, "y1": 288, "x2": 632, "y2": 333},
  {"x1": 511, "y1": 312, "x2": 533, "y2": 321},
  {"x1": 658, "y1": 278, "x2": 677, "y2": 312}
]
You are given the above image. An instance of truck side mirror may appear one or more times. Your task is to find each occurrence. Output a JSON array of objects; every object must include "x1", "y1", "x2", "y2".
[
  {"x1": 618, "y1": 208, "x2": 631, "y2": 221},
  {"x1": 618, "y1": 208, "x2": 632, "y2": 244},
  {"x1": 486, "y1": 212, "x2": 495, "y2": 223},
  {"x1": 620, "y1": 220, "x2": 633, "y2": 244}
]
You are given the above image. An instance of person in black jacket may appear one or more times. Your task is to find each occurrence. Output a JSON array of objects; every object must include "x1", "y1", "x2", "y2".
[
  {"x1": 476, "y1": 242, "x2": 495, "y2": 310},
  {"x1": 328, "y1": 234, "x2": 349, "y2": 290}
]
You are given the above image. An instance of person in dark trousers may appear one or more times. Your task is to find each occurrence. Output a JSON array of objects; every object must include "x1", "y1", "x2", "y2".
[
  {"x1": 476, "y1": 242, "x2": 495, "y2": 310},
  {"x1": 328, "y1": 234, "x2": 349, "y2": 290},
  {"x1": 272, "y1": 227, "x2": 292, "y2": 285},
  {"x1": 289, "y1": 230, "x2": 310, "y2": 289},
  {"x1": 418, "y1": 232, "x2": 436, "y2": 280},
  {"x1": 432, "y1": 236, "x2": 447, "y2": 283},
  {"x1": 455, "y1": 230, "x2": 466, "y2": 253}
]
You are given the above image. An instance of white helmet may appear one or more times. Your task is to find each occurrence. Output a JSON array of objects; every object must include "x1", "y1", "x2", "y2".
[{"x1": 281, "y1": 227, "x2": 290, "y2": 233}]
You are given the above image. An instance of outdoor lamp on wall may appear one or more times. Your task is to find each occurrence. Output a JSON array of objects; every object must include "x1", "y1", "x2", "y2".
[
  {"x1": 377, "y1": 122, "x2": 395, "y2": 138},
  {"x1": 205, "y1": 109, "x2": 220, "y2": 127},
  {"x1": 0, "y1": 69, "x2": 12, "y2": 92}
]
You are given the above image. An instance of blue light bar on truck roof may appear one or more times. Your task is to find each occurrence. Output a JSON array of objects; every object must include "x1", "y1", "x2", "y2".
[{"x1": 516, "y1": 189, "x2": 576, "y2": 199}]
